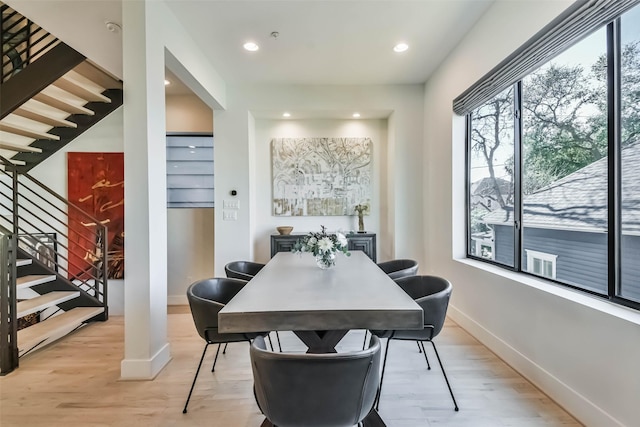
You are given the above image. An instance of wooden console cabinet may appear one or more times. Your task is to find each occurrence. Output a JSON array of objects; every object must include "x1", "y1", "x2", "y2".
[{"x1": 270, "y1": 232, "x2": 377, "y2": 262}]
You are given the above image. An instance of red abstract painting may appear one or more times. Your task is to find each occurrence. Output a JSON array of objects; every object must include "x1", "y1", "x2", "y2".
[{"x1": 67, "y1": 152, "x2": 124, "y2": 279}]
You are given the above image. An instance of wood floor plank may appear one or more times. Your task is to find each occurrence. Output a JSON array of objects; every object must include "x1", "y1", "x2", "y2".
[{"x1": 0, "y1": 312, "x2": 582, "y2": 427}]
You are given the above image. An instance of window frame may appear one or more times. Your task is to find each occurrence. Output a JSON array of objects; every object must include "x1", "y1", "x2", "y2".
[{"x1": 464, "y1": 13, "x2": 640, "y2": 311}]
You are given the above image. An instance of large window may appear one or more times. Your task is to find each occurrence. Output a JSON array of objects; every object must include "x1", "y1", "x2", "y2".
[
  {"x1": 466, "y1": 4, "x2": 640, "y2": 309},
  {"x1": 620, "y1": 5, "x2": 640, "y2": 302}
]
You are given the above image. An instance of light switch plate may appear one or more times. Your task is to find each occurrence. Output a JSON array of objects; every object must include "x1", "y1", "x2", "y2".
[
  {"x1": 223, "y1": 199, "x2": 240, "y2": 209},
  {"x1": 223, "y1": 210, "x2": 238, "y2": 221}
]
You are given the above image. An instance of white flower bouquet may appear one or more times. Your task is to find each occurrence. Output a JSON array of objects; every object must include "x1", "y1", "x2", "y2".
[{"x1": 292, "y1": 225, "x2": 351, "y2": 269}]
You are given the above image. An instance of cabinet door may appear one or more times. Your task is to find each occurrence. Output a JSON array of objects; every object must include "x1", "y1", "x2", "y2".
[
  {"x1": 271, "y1": 235, "x2": 299, "y2": 258},
  {"x1": 347, "y1": 234, "x2": 377, "y2": 262}
]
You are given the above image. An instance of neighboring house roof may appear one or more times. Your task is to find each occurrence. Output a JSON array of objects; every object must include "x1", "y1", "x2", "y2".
[
  {"x1": 483, "y1": 140, "x2": 640, "y2": 234},
  {"x1": 470, "y1": 177, "x2": 511, "y2": 211}
]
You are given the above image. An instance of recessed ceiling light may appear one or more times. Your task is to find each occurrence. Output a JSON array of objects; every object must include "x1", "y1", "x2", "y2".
[
  {"x1": 283, "y1": 112, "x2": 291, "y2": 118},
  {"x1": 393, "y1": 43, "x2": 409, "y2": 53},
  {"x1": 190, "y1": 150, "x2": 195, "y2": 154},
  {"x1": 243, "y1": 42, "x2": 259, "y2": 52},
  {"x1": 353, "y1": 113, "x2": 361, "y2": 118},
  {"x1": 164, "y1": 79, "x2": 170, "y2": 85},
  {"x1": 188, "y1": 145, "x2": 196, "y2": 149}
]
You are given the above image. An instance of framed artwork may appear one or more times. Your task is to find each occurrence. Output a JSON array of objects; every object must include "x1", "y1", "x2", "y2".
[
  {"x1": 67, "y1": 152, "x2": 124, "y2": 280},
  {"x1": 272, "y1": 137, "x2": 372, "y2": 216}
]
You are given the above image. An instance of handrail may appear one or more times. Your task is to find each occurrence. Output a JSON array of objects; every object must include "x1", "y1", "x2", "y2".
[{"x1": 1, "y1": 2, "x2": 61, "y2": 83}]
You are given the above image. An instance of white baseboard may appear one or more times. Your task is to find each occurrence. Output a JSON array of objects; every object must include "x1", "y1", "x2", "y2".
[
  {"x1": 120, "y1": 343, "x2": 171, "y2": 380},
  {"x1": 448, "y1": 305, "x2": 623, "y2": 427},
  {"x1": 167, "y1": 295, "x2": 187, "y2": 305}
]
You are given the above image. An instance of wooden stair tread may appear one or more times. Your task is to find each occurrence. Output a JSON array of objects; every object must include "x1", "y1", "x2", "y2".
[
  {"x1": 17, "y1": 291, "x2": 79, "y2": 318},
  {"x1": 17, "y1": 307, "x2": 104, "y2": 354},
  {"x1": 53, "y1": 76, "x2": 111, "y2": 103},
  {"x1": 17, "y1": 259, "x2": 32, "y2": 267},
  {"x1": 16, "y1": 274, "x2": 56, "y2": 289},
  {"x1": 13, "y1": 106, "x2": 77, "y2": 128},
  {"x1": 0, "y1": 141, "x2": 42, "y2": 153},
  {"x1": 32, "y1": 93, "x2": 94, "y2": 116},
  {"x1": 73, "y1": 61, "x2": 123, "y2": 90},
  {"x1": 0, "y1": 122, "x2": 60, "y2": 141}
]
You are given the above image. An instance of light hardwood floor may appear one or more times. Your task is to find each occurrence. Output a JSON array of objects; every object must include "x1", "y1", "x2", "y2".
[{"x1": 0, "y1": 306, "x2": 581, "y2": 426}]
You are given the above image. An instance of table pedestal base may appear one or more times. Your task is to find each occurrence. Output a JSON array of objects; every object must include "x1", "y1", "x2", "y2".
[{"x1": 293, "y1": 330, "x2": 348, "y2": 353}]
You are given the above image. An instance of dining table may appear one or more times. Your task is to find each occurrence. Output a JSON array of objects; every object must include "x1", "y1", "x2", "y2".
[{"x1": 218, "y1": 250, "x2": 424, "y2": 426}]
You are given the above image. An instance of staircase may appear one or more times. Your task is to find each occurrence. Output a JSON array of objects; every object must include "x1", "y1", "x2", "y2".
[
  {"x1": 1, "y1": 2, "x2": 122, "y2": 172},
  {"x1": 15, "y1": 258, "x2": 103, "y2": 357},
  {"x1": 0, "y1": 2, "x2": 119, "y2": 374}
]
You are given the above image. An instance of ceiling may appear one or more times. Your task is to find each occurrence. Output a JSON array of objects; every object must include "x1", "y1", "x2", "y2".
[{"x1": 7, "y1": 0, "x2": 494, "y2": 88}]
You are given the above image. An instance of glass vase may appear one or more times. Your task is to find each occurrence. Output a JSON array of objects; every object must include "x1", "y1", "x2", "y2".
[{"x1": 315, "y1": 253, "x2": 336, "y2": 269}]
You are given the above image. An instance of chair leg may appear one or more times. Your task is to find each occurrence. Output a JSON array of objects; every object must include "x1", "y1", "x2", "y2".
[
  {"x1": 275, "y1": 331, "x2": 282, "y2": 352},
  {"x1": 430, "y1": 341, "x2": 459, "y2": 411},
  {"x1": 362, "y1": 330, "x2": 368, "y2": 350},
  {"x1": 183, "y1": 343, "x2": 209, "y2": 414},
  {"x1": 222, "y1": 343, "x2": 228, "y2": 354},
  {"x1": 211, "y1": 343, "x2": 221, "y2": 372},
  {"x1": 375, "y1": 338, "x2": 391, "y2": 411},
  {"x1": 417, "y1": 340, "x2": 422, "y2": 353},
  {"x1": 419, "y1": 341, "x2": 431, "y2": 370}
]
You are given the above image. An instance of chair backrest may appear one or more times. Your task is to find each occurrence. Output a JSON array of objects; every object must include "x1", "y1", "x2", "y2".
[
  {"x1": 186, "y1": 277, "x2": 249, "y2": 344},
  {"x1": 377, "y1": 259, "x2": 419, "y2": 280},
  {"x1": 250, "y1": 335, "x2": 382, "y2": 427},
  {"x1": 224, "y1": 261, "x2": 265, "y2": 281},
  {"x1": 395, "y1": 275, "x2": 452, "y2": 339}
]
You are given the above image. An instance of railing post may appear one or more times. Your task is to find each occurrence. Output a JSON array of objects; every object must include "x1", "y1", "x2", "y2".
[
  {"x1": 12, "y1": 165, "x2": 19, "y2": 236},
  {"x1": 0, "y1": 233, "x2": 19, "y2": 375}
]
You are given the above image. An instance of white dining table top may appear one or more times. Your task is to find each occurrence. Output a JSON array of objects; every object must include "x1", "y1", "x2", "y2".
[{"x1": 218, "y1": 251, "x2": 423, "y2": 333}]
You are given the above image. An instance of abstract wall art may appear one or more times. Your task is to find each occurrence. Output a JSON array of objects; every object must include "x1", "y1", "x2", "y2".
[
  {"x1": 272, "y1": 137, "x2": 372, "y2": 216},
  {"x1": 67, "y1": 152, "x2": 124, "y2": 279}
]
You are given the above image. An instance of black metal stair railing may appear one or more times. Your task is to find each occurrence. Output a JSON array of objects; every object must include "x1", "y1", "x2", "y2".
[
  {"x1": 0, "y1": 157, "x2": 108, "y2": 375},
  {"x1": 0, "y1": 156, "x2": 108, "y2": 303},
  {"x1": 0, "y1": 225, "x2": 18, "y2": 375},
  {"x1": 1, "y1": 2, "x2": 60, "y2": 83}
]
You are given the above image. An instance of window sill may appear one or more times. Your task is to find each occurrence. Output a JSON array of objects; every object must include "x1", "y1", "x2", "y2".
[{"x1": 454, "y1": 257, "x2": 640, "y2": 326}]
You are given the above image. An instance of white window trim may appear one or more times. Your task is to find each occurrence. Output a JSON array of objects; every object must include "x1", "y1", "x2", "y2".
[{"x1": 525, "y1": 249, "x2": 558, "y2": 279}]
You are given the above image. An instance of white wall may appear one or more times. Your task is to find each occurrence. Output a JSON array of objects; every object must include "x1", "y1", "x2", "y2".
[
  {"x1": 423, "y1": 1, "x2": 640, "y2": 426},
  {"x1": 166, "y1": 94, "x2": 213, "y2": 133},
  {"x1": 165, "y1": 94, "x2": 214, "y2": 304},
  {"x1": 29, "y1": 109, "x2": 125, "y2": 315},
  {"x1": 214, "y1": 84, "x2": 424, "y2": 276},
  {"x1": 28, "y1": 94, "x2": 216, "y2": 310},
  {"x1": 253, "y1": 119, "x2": 388, "y2": 262}
]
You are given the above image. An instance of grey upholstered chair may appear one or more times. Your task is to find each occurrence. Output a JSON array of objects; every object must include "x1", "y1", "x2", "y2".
[
  {"x1": 183, "y1": 277, "x2": 272, "y2": 414},
  {"x1": 363, "y1": 259, "x2": 420, "y2": 349},
  {"x1": 224, "y1": 260, "x2": 282, "y2": 352},
  {"x1": 224, "y1": 260, "x2": 265, "y2": 281},
  {"x1": 371, "y1": 275, "x2": 458, "y2": 411},
  {"x1": 250, "y1": 335, "x2": 382, "y2": 427},
  {"x1": 376, "y1": 259, "x2": 419, "y2": 280}
]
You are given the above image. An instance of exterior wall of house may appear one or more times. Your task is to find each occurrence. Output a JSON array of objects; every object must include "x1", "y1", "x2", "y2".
[
  {"x1": 423, "y1": 1, "x2": 640, "y2": 426},
  {"x1": 621, "y1": 235, "x2": 640, "y2": 301},
  {"x1": 494, "y1": 225, "x2": 607, "y2": 293},
  {"x1": 493, "y1": 226, "x2": 640, "y2": 300},
  {"x1": 494, "y1": 225, "x2": 514, "y2": 267}
]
